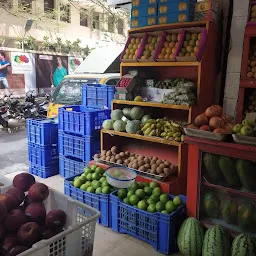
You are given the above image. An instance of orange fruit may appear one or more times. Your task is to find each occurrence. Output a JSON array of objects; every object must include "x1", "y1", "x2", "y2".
[
  {"x1": 169, "y1": 42, "x2": 175, "y2": 48},
  {"x1": 164, "y1": 41, "x2": 169, "y2": 48},
  {"x1": 164, "y1": 53, "x2": 169, "y2": 59},
  {"x1": 161, "y1": 48, "x2": 166, "y2": 54}
]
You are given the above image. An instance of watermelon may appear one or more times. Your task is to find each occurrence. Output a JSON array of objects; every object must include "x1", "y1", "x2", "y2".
[
  {"x1": 113, "y1": 120, "x2": 126, "y2": 132},
  {"x1": 202, "y1": 225, "x2": 230, "y2": 256},
  {"x1": 111, "y1": 109, "x2": 123, "y2": 121},
  {"x1": 231, "y1": 234, "x2": 256, "y2": 256},
  {"x1": 177, "y1": 217, "x2": 204, "y2": 256},
  {"x1": 130, "y1": 107, "x2": 144, "y2": 120},
  {"x1": 102, "y1": 119, "x2": 114, "y2": 130},
  {"x1": 125, "y1": 120, "x2": 141, "y2": 134}
]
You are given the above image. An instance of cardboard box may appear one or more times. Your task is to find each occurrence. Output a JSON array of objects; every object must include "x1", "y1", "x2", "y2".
[
  {"x1": 159, "y1": 11, "x2": 193, "y2": 24},
  {"x1": 116, "y1": 74, "x2": 137, "y2": 93},
  {"x1": 194, "y1": 10, "x2": 217, "y2": 22},
  {"x1": 131, "y1": 4, "x2": 158, "y2": 18},
  {"x1": 195, "y1": 0, "x2": 218, "y2": 13},
  {"x1": 131, "y1": 16, "x2": 158, "y2": 28},
  {"x1": 132, "y1": 0, "x2": 158, "y2": 7},
  {"x1": 114, "y1": 92, "x2": 133, "y2": 100},
  {"x1": 159, "y1": 0, "x2": 194, "y2": 15}
]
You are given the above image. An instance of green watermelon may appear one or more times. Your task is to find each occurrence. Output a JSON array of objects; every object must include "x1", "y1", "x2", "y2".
[
  {"x1": 203, "y1": 192, "x2": 220, "y2": 218},
  {"x1": 102, "y1": 119, "x2": 114, "y2": 130},
  {"x1": 123, "y1": 108, "x2": 131, "y2": 118},
  {"x1": 177, "y1": 217, "x2": 204, "y2": 256},
  {"x1": 111, "y1": 109, "x2": 123, "y2": 121},
  {"x1": 236, "y1": 159, "x2": 256, "y2": 191},
  {"x1": 221, "y1": 199, "x2": 238, "y2": 224},
  {"x1": 218, "y1": 156, "x2": 241, "y2": 188},
  {"x1": 130, "y1": 107, "x2": 144, "y2": 120},
  {"x1": 237, "y1": 203, "x2": 256, "y2": 232},
  {"x1": 125, "y1": 120, "x2": 141, "y2": 134},
  {"x1": 202, "y1": 225, "x2": 230, "y2": 256},
  {"x1": 203, "y1": 153, "x2": 222, "y2": 183},
  {"x1": 231, "y1": 234, "x2": 256, "y2": 256},
  {"x1": 113, "y1": 120, "x2": 126, "y2": 132}
]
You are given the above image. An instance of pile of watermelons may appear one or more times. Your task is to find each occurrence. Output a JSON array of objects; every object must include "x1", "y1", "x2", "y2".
[{"x1": 177, "y1": 218, "x2": 256, "y2": 256}]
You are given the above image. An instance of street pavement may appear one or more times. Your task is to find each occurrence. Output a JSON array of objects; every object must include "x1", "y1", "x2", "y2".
[{"x1": 0, "y1": 128, "x2": 28, "y2": 175}]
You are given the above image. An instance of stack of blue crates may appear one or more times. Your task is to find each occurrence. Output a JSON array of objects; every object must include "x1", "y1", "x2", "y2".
[
  {"x1": 27, "y1": 119, "x2": 59, "y2": 178},
  {"x1": 58, "y1": 105, "x2": 111, "y2": 178}
]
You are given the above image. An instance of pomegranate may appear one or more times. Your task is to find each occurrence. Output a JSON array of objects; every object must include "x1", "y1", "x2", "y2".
[
  {"x1": 213, "y1": 128, "x2": 225, "y2": 134},
  {"x1": 195, "y1": 113, "x2": 209, "y2": 127},
  {"x1": 205, "y1": 105, "x2": 223, "y2": 118},
  {"x1": 209, "y1": 117, "x2": 224, "y2": 129},
  {"x1": 222, "y1": 125, "x2": 232, "y2": 133},
  {"x1": 200, "y1": 125, "x2": 211, "y2": 131}
]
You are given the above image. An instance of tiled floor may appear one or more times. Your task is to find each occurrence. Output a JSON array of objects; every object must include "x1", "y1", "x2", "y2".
[{"x1": 5, "y1": 172, "x2": 181, "y2": 256}]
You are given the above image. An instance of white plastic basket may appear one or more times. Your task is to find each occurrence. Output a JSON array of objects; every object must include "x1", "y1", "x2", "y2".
[
  {"x1": 0, "y1": 174, "x2": 12, "y2": 193},
  {"x1": 18, "y1": 187, "x2": 101, "y2": 256}
]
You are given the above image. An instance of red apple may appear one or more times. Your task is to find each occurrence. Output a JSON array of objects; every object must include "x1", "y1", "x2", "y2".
[
  {"x1": 45, "y1": 210, "x2": 66, "y2": 230},
  {"x1": 6, "y1": 188, "x2": 25, "y2": 205},
  {"x1": 195, "y1": 113, "x2": 209, "y2": 127},
  {"x1": 187, "y1": 124, "x2": 199, "y2": 129},
  {"x1": 0, "y1": 203, "x2": 7, "y2": 222},
  {"x1": 2, "y1": 235, "x2": 19, "y2": 252},
  {"x1": 0, "y1": 194, "x2": 18, "y2": 211},
  {"x1": 25, "y1": 202, "x2": 46, "y2": 225},
  {"x1": 13, "y1": 173, "x2": 35, "y2": 192},
  {"x1": 17, "y1": 222, "x2": 41, "y2": 246},
  {"x1": 41, "y1": 226, "x2": 63, "y2": 240},
  {"x1": 28, "y1": 183, "x2": 49, "y2": 202},
  {"x1": 0, "y1": 223, "x2": 6, "y2": 240},
  {"x1": 213, "y1": 128, "x2": 225, "y2": 134},
  {"x1": 5, "y1": 209, "x2": 27, "y2": 233}
]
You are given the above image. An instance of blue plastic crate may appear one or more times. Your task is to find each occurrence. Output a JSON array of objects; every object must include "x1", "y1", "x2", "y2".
[
  {"x1": 58, "y1": 131, "x2": 100, "y2": 162},
  {"x1": 132, "y1": 0, "x2": 158, "y2": 7},
  {"x1": 82, "y1": 84, "x2": 115, "y2": 109},
  {"x1": 158, "y1": 10, "x2": 193, "y2": 24},
  {"x1": 158, "y1": 1, "x2": 194, "y2": 15},
  {"x1": 28, "y1": 143, "x2": 58, "y2": 167},
  {"x1": 27, "y1": 119, "x2": 58, "y2": 146},
  {"x1": 131, "y1": 4, "x2": 158, "y2": 18},
  {"x1": 29, "y1": 161, "x2": 59, "y2": 179},
  {"x1": 58, "y1": 105, "x2": 111, "y2": 136},
  {"x1": 59, "y1": 155, "x2": 89, "y2": 178},
  {"x1": 110, "y1": 191, "x2": 186, "y2": 254},
  {"x1": 64, "y1": 174, "x2": 110, "y2": 227}
]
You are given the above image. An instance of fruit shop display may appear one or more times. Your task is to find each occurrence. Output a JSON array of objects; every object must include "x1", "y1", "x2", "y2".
[
  {"x1": 116, "y1": 181, "x2": 184, "y2": 213},
  {"x1": 123, "y1": 37, "x2": 143, "y2": 60},
  {"x1": 203, "y1": 152, "x2": 256, "y2": 191},
  {"x1": 201, "y1": 189, "x2": 256, "y2": 233},
  {"x1": 157, "y1": 32, "x2": 182, "y2": 60},
  {"x1": 242, "y1": 90, "x2": 256, "y2": 115},
  {"x1": 94, "y1": 146, "x2": 177, "y2": 177},
  {"x1": 102, "y1": 106, "x2": 186, "y2": 141},
  {"x1": 187, "y1": 105, "x2": 233, "y2": 133},
  {"x1": 177, "y1": 217, "x2": 256, "y2": 256},
  {"x1": 139, "y1": 35, "x2": 160, "y2": 60},
  {"x1": 70, "y1": 164, "x2": 114, "y2": 194},
  {"x1": 232, "y1": 119, "x2": 256, "y2": 137},
  {"x1": 249, "y1": 4, "x2": 256, "y2": 22},
  {"x1": 141, "y1": 118, "x2": 183, "y2": 142},
  {"x1": 0, "y1": 173, "x2": 66, "y2": 255},
  {"x1": 179, "y1": 32, "x2": 202, "y2": 57}
]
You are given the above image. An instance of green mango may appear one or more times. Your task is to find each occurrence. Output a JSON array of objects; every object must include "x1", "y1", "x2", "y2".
[
  {"x1": 238, "y1": 203, "x2": 256, "y2": 232},
  {"x1": 203, "y1": 192, "x2": 220, "y2": 218},
  {"x1": 221, "y1": 199, "x2": 238, "y2": 224}
]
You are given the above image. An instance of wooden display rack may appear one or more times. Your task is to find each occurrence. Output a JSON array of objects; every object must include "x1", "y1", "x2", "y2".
[
  {"x1": 185, "y1": 136, "x2": 256, "y2": 237},
  {"x1": 236, "y1": 26, "x2": 256, "y2": 122},
  {"x1": 101, "y1": 21, "x2": 218, "y2": 194}
]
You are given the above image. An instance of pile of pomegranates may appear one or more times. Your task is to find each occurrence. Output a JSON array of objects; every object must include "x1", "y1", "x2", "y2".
[{"x1": 187, "y1": 105, "x2": 233, "y2": 134}]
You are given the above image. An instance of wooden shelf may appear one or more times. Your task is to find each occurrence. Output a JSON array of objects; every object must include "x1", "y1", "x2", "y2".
[
  {"x1": 202, "y1": 181, "x2": 256, "y2": 200},
  {"x1": 129, "y1": 21, "x2": 208, "y2": 34},
  {"x1": 121, "y1": 62, "x2": 200, "y2": 67},
  {"x1": 112, "y1": 100, "x2": 191, "y2": 110},
  {"x1": 101, "y1": 129, "x2": 181, "y2": 147},
  {"x1": 240, "y1": 78, "x2": 256, "y2": 88}
]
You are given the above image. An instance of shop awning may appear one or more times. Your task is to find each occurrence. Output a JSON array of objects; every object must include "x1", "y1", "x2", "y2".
[{"x1": 107, "y1": 0, "x2": 131, "y2": 10}]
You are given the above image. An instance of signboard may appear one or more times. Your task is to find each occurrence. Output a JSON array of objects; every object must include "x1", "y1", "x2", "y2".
[
  {"x1": 11, "y1": 52, "x2": 34, "y2": 74},
  {"x1": 68, "y1": 57, "x2": 83, "y2": 74}
]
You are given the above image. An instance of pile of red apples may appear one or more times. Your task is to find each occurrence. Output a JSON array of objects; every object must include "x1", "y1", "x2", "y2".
[
  {"x1": 0, "y1": 173, "x2": 66, "y2": 256},
  {"x1": 187, "y1": 105, "x2": 233, "y2": 133}
]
